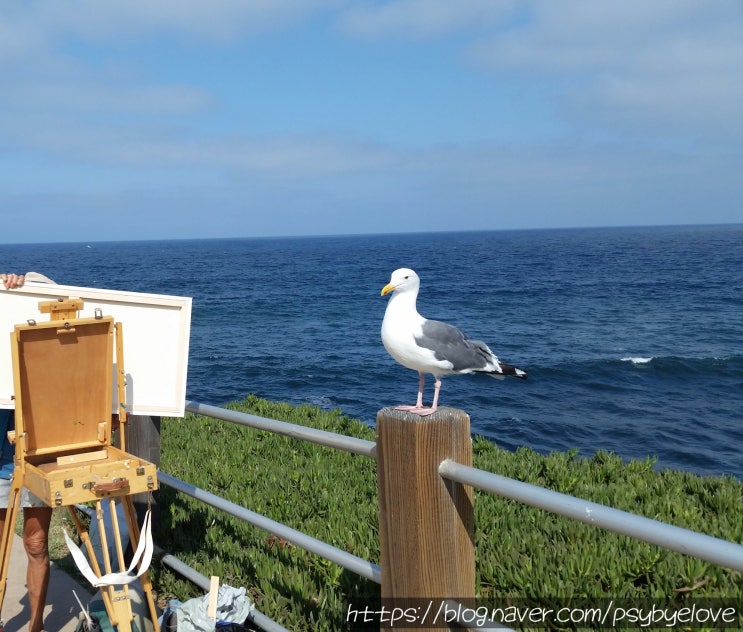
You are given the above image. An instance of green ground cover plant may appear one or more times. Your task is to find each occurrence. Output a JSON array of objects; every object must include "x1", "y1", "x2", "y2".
[{"x1": 150, "y1": 396, "x2": 740, "y2": 630}]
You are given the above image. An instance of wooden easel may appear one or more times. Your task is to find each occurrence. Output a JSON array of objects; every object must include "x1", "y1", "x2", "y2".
[{"x1": 0, "y1": 299, "x2": 160, "y2": 632}]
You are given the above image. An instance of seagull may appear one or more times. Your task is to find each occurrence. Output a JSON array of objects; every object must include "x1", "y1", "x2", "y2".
[{"x1": 381, "y1": 268, "x2": 526, "y2": 416}]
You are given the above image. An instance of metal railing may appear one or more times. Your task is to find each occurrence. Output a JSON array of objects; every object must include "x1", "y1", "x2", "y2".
[
  {"x1": 184, "y1": 401, "x2": 376, "y2": 458},
  {"x1": 156, "y1": 401, "x2": 743, "y2": 631},
  {"x1": 158, "y1": 471, "x2": 381, "y2": 584},
  {"x1": 438, "y1": 459, "x2": 743, "y2": 573}
]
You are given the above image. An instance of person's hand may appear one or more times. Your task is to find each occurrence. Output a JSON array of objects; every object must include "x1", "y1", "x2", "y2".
[{"x1": 1, "y1": 273, "x2": 25, "y2": 289}]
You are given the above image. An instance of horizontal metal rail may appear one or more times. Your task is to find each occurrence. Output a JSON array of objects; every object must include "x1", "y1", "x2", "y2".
[
  {"x1": 166, "y1": 403, "x2": 742, "y2": 632},
  {"x1": 439, "y1": 459, "x2": 743, "y2": 573},
  {"x1": 185, "y1": 400, "x2": 377, "y2": 458},
  {"x1": 158, "y1": 471, "x2": 382, "y2": 584}
]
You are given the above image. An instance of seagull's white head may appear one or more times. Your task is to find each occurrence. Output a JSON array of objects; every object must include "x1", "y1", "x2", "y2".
[{"x1": 381, "y1": 268, "x2": 420, "y2": 296}]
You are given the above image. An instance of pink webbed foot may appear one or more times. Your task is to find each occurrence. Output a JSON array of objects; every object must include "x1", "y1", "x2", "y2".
[
  {"x1": 394, "y1": 404, "x2": 438, "y2": 417},
  {"x1": 394, "y1": 373, "x2": 439, "y2": 416}
]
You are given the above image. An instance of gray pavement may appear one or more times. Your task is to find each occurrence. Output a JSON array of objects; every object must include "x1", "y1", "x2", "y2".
[
  {"x1": 3, "y1": 533, "x2": 159, "y2": 632},
  {"x1": 2, "y1": 533, "x2": 90, "y2": 632}
]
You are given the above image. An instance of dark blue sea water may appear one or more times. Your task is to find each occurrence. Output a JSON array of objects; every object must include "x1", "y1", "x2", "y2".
[{"x1": 3, "y1": 225, "x2": 742, "y2": 480}]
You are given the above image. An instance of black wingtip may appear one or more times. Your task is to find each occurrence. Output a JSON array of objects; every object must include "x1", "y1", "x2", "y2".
[{"x1": 500, "y1": 363, "x2": 528, "y2": 379}]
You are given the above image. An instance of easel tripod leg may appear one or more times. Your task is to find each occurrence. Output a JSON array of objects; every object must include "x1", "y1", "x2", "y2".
[
  {"x1": 0, "y1": 480, "x2": 23, "y2": 628},
  {"x1": 108, "y1": 499, "x2": 133, "y2": 632},
  {"x1": 122, "y1": 496, "x2": 160, "y2": 632},
  {"x1": 67, "y1": 506, "x2": 117, "y2": 618}
]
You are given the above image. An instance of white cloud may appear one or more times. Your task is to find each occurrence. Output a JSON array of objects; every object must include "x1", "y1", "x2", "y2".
[
  {"x1": 0, "y1": 19, "x2": 45, "y2": 61},
  {"x1": 334, "y1": 1, "x2": 743, "y2": 142},
  {"x1": 15, "y1": 0, "x2": 339, "y2": 43},
  {"x1": 337, "y1": 0, "x2": 517, "y2": 38},
  {"x1": 0, "y1": 0, "x2": 740, "y2": 239},
  {"x1": 0, "y1": 0, "x2": 341, "y2": 133},
  {"x1": 6, "y1": 81, "x2": 212, "y2": 115},
  {"x1": 105, "y1": 135, "x2": 400, "y2": 177},
  {"x1": 468, "y1": 0, "x2": 743, "y2": 141},
  {"x1": 0, "y1": 105, "x2": 399, "y2": 178}
]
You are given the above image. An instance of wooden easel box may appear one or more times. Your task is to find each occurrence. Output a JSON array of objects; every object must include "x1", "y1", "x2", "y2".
[
  {"x1": 12, "y1": 316, "x2": 158, "y2": 507},
  {"x1": 24, "y1": 446, "x2": 157, "y2": 506}
]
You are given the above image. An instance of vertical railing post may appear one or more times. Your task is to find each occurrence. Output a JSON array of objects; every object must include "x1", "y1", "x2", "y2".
[{"x1": 376, "y1": 406, "x2": 475, "y2": 628}]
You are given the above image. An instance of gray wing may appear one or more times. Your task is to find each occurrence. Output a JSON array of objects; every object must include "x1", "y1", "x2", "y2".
[{"x1": 416, "y1": 319, "x2": 498, "y2": 373}]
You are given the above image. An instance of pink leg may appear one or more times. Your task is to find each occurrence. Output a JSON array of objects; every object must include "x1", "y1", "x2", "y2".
[
  {"x1": 397, "y1": 374, "x2": 441, "y2": 417},
  {"x1": 430, "y1": 377, "x2": 442, "y2": 411},
  {"x1": 411, "y1": 377, "x2": 441, "y2": 417},
  {"x1": 395, "y1": 372, "x2": 426, "y2": 412}
]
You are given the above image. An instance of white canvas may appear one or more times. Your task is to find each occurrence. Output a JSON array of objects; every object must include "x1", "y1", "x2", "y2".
[{"x1": 0, "y1": 281, "x2": 192, "y2": 417}]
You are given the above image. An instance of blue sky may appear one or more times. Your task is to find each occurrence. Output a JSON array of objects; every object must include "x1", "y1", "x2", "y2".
[{"x1": 1, "y1": 1, "x2": 742, "y2": 243}]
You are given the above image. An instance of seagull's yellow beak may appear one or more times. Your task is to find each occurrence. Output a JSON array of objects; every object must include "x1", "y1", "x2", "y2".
[{"x1": 381, "y1": 283, "x2": 395, "y2": 296}]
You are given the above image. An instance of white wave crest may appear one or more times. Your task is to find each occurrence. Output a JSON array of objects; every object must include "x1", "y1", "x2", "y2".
[{"x1": 621, "y1": 356, "x2": 653, "y2": 364}]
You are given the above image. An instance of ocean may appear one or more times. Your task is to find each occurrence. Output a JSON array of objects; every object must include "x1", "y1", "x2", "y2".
[{"x1": 3, "y1": 224, "x2": 742, "y2": 480}]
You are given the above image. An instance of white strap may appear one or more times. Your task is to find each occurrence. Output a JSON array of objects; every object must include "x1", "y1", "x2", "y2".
[{"x1": 65, "y1": 508, "x2": 153, "y2": 588}]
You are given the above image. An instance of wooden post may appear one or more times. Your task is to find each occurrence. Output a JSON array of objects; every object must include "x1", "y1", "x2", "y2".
[{"x1": 376, "y1": 406, "x2": 475, "y2": 625}]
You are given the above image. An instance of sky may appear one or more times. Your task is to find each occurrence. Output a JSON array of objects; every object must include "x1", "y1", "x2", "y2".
[{"x1": 1, "y1": 0, "x2": 742, "y2": 244}]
